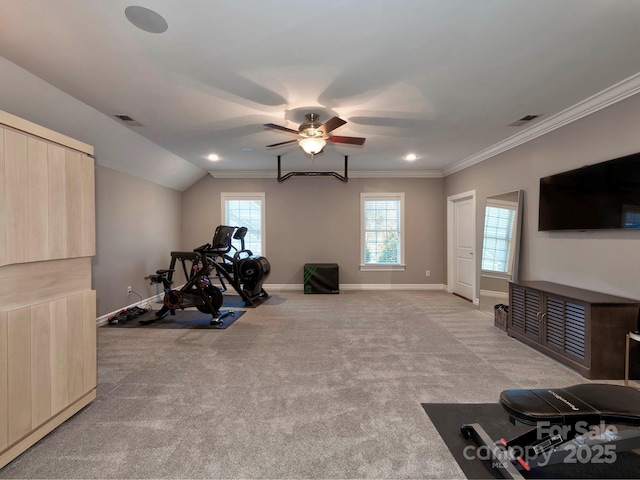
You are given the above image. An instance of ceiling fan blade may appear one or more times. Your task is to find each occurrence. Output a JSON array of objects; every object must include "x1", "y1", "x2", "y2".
[
  {"x1": 328, "y1": 135, "x2": 366, "y2": 145},
  {"x1": 264, "y1": 123, "x2": 299, "y2": 135},
  {"x1": 266, "y1": 139, "x2": 298, "y2": 148},
  {"x1": 318, "y1": 116, "x2": 347, "y2": 135}
]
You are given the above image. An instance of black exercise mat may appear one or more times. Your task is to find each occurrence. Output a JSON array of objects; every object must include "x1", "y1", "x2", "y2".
[
  {"x1": 156, "y1": 294, "x2": 270, "y2": 309},
  {"x1": 104, "y1": 309, "x2": 244, "y2": 329},
  {"x1": 422, "y1": 402, "x2": 640, "y2": 479},
  {"x1": 221, "y1": 293, "x2": 270, "y2": 308}
]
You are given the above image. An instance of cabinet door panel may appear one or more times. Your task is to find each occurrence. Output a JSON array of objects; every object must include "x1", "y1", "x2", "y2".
[
  {"x1": 523, "y1": 289, "x2": 541, "y2": 340},
  {"x1": 564, "y1": 302, "x2": 586, "y2": 360},
  {"x1": 67, "y1": 294, "x2": 84, "y2": 403},
  {"x1": 65, "y1": 151, "x2": 83, "y2": 258},
  {"x1": 4, "y1": 129, "x2": 28, "y2": 265},
  {"x1": 510, "y1": 285, "x2": 526, "y2": 333},
  {"x1": 542, "y1": 295, "x2": 587, "y2": 363},
  {"x1": 0, "y1": 312, "x2": 7, "y2": 450},
  {"x1": 82, "y1": 291, "x2": 96, "y2": 391},
  {"x1": 48, "y1": 144, "x2": 67, "y2": 259},
  {"x1": 544, "y1": 296, "x2": 565, "y2": 352},
  {"x1": 0, "y1": 129, "x2": 6, "y2": 267},
  {"x1": 27, "y1": 137, "x2": 49, "y2": 261},
  {"x1": 7, "y1": 308, "x2": 31, "y2": 444},
  {"x1": 510, "y1": 286, "x2": 542, "y2": 340},
  {"x1": 30, "y1": 303, "x2": 52, "y2": 428},
  {"x1": 50, "y1": 298, "x2": 69, "y2": 415},
  {"x1": 80, "y1": 155, "x2": 95, "y2": 257}
]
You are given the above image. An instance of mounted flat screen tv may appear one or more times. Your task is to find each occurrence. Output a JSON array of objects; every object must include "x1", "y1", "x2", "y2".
[{"x1": 539, "y1": 151, "x2": 640, "y2": 231}]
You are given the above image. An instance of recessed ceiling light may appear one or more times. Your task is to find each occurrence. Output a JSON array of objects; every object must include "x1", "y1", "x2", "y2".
[
  {"x1": 241, "y1": 147, "x2": 255, "y2": 152},
  {"x1": 207, "y1": 153, "x2": 220, "y2": 161},
  {"x1": 125, "y1": 6, "x2": 168, "y2": 34},
  {"x1": 405, "y1": 153, "x2": 418, "y2": 161}
]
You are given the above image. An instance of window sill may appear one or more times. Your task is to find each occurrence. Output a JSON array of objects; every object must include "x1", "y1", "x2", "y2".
[
  {"x1": 480, "y1": 270, "x2": 511, "y2": 280},
  {"x1": 360, "y1": 264, "x2": 406, "y2": 272}
]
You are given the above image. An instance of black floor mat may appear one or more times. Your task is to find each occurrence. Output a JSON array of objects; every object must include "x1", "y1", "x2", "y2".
[
  {"x1": 104, "y1": 309, "x2": 244, "y2": 329},
  {"x1": 422, "y1": 402, "x2": 640, "y2": 479}
]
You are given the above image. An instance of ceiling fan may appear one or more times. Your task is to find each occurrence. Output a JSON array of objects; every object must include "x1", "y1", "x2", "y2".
[{"x1": 264, "y1": 114, "x2": 366, "y2": 156}]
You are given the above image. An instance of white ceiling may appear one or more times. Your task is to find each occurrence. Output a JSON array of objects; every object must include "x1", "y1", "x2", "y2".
[{"x1": 2, "y1": 0, "x2": 640, "y2": 185}]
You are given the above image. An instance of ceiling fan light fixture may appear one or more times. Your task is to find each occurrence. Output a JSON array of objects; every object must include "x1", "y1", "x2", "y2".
[{"x1": 299, "y1": 137, "x2": 326, "y2": 155}]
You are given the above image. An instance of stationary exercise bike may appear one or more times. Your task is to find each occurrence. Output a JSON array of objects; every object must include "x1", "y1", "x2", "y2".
[
  {"x1": 203, "y1": 225, "x2": 271, "y2": 307},
  {"x1": 145, "y1": 243, "x2": 233, "y2": 326}
]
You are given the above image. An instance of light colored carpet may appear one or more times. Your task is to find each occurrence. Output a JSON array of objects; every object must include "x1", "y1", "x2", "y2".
[{"x1": 0, "y1": 290, "x2": 618, "y2": 479}]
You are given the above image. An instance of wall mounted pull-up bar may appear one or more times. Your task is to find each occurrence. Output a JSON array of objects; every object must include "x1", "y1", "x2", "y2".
[{"x1": 277, "y1": 155, "x2": 348, "y2": 183}]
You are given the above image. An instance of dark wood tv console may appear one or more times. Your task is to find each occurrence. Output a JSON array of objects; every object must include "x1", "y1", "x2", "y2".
[{"x1": 508, "y1": 280, "x2": 640, "y2": 379}]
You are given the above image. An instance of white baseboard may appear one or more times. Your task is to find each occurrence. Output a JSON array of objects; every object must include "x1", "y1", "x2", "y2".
[
  {"x1": 265, "y1": 284, "x2": 304, "y2": 291},
  {"x1": 98, "y1": 283, "x2": 448, "y2": 324},
  {"x1": 479, "y1": 289, "x2": 509, "y2": 300},
  {"x1": 97, "y1": 292, "x2": 164, "y2": 326},
  {"x1": 265, "y1": 283, "x2": 447, "y2": 292},
  {"x1": 342, "y1": 283, "x2": 446, "y2": 291}
]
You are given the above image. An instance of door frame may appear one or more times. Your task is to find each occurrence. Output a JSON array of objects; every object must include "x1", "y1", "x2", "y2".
[{"x1": 447, "y1": 190, "x2": 476, "y2": 302}]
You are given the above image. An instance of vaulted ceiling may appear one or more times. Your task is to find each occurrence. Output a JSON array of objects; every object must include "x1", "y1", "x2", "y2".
[{"x1": 2, "y1": 0, "x2": 640, "y2": 186}]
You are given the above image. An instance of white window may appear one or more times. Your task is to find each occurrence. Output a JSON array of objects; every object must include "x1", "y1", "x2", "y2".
[
  {"x1": 221, "y1": 192, "x2": 265, "y2": 256},
  {"x1": 481, "y1": 200, "x2": 516, "y2": 274},
  {"x1": 360, "y1": 193, "x2": 405, "y2": 271}
]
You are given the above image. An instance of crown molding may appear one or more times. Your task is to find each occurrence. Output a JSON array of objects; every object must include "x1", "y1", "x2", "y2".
[
  {"x1": 209, "y1": 169, "x2": 442, "y2": 179},
  {"x1": 443, "y1": 71, "x2": 640, "y2": 176},
  {"x1": 209, "y1": 170, "x2": 274, "y2": 178},
  {"x1": 349, "y1": 170, "x2": 442, "y2": 178}
]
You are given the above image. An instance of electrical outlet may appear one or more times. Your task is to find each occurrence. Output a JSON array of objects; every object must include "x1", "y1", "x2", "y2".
[
  {"x1": 127, "y1": 286, "x2": 132, "y2": 295},
  {"x1": 425, "y1": 270, "x2": 430, "y2": 277}
]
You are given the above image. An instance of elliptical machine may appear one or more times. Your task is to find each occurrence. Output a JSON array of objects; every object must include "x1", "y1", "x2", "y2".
[{"x1": 204, "y1": 225, "x2": 271, "y2": 307}]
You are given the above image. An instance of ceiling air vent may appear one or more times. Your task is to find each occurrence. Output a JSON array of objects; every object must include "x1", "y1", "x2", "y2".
[
  {"x1": 508, "y1": 114, "x2": 540, "y2": 127},
  {"x1": 114, "y1": 114, "x2": 143, "y2": 126}
]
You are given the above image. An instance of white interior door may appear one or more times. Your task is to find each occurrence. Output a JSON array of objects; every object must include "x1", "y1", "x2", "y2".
[{"x1": 452, "y1": 196, "x2": 475, "y2": 301}]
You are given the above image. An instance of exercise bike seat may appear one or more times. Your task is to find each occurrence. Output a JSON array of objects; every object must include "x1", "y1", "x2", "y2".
[
  {"x1": 155, "y1": 269, "x2": 175, "y2": 275},
  {"x1": 500, "y1": 384, "x2": 640, "y2": 427}
]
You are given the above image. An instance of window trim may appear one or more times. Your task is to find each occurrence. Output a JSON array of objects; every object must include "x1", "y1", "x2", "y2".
[
  {"x1": 360, "y1": 192, "x2": 406, "y2": 271},
  {"x1": 220, "y1": 192, "x2": 266, "y2": 256}
]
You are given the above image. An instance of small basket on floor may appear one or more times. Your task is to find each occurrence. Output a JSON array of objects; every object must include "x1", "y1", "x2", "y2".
[{"x1": 494, "y1": 304, "x2": 508, "y2": 332}]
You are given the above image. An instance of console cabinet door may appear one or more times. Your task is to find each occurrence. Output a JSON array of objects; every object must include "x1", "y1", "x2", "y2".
[
  {"x1": 510, "y1": 285, "x2": 542, "y2": 341},
  {"x1": 542, "y1": 295, "x2": 589, "y2": 366}
]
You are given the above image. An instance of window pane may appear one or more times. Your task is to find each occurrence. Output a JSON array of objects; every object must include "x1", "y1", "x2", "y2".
[
  {"x1": 363, "y1": 199, "x2": 401, "y2": 264},
  {"x1": 482, "y1": 206, "x2": 514, "y2": 273},
  {"x1": 224, "y1": 199, "x2": 262, "y2": 256}
]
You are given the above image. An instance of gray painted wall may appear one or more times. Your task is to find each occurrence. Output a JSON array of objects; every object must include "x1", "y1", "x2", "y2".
[
  {"x1": 444, "y1": 92, "x2": 640, "y2": 302},
  {"x1": 94, "y1": 166, "x2": 182, "y2": 315},
  {"x1": 182, "y1": 175, "x2": 445, "y2": 287}
]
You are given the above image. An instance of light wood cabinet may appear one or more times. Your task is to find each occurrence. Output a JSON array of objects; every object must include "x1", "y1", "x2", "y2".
[
  {"x1": 0, "y1": 109, "x2": 96, "y2": 469},
  {"x1": 509, "y1": 280, "x2": 639, "y2": 379}
]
